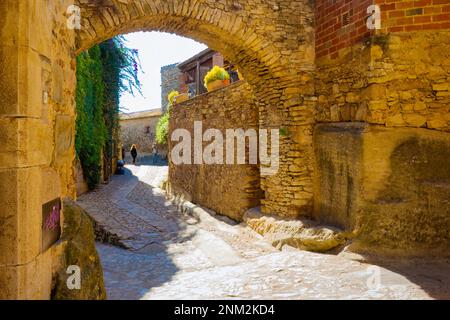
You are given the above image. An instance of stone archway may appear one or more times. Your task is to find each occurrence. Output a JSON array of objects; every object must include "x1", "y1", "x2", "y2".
[
  {"x1": 74, "y1": 0, "x2": 317, "y2": 218},
  {"x1": 0, "y1": 0, "x2": 315, "y2": 299}
]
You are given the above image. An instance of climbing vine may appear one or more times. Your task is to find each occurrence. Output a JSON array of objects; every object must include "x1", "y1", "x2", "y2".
[{"x1": 76, "y1": 36, "x2": 141, "y2": 190}]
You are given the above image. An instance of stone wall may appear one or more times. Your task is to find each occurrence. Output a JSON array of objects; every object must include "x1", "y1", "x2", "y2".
[
  {"x1": 313, "y1": 27, "x2": 450, "y2": 254},
  {"x1": 75, "y1": 0, "x2": 317, "y2": 219},
  {"x1": 120, "y1": 111, "x2": 164, "y2": 154},
  {"x1": 161, "y1": 63, "x2": 180, "y2": 112},
  {"x1": 315, "y1": 0, "x2": 450, "y2": 59},
  {"x1": 1, "y1": 0, "x2": 317, "y2": 298},
  {"x1": 51, "y1": 200, "x2": 106, "y2": 300},
  {"x1": 0, "y1": 0, "x2": 79, "y2": 299},
  {"x1": 314, "y1": 123, "x2": 450, "y2": 255},
  {"x1": 1, "y1": 0, "x2": 449, "y2": 299},
  {"x1": 316, "y1": 31, "x2": 450, "y2": 131},
  {"x1": 168, "y1": 81, "x2": 262, "y2": 221}
]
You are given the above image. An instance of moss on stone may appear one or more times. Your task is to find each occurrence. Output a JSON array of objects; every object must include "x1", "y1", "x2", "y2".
[{"x1": 51, "y1": 200, "x2": 106, "y2": 300}]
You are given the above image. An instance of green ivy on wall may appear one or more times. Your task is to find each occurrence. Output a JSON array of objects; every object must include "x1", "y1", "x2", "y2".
[{"x1": 76, "y1": 36, "x2": 141, "y2": 190}]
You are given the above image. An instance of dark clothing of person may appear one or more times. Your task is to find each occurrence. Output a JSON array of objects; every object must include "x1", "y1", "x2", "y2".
[
  {"x1": 131, "y1": 147, "x2": 138, "y2": 164},
  {"x1": 152, "y1": 144, "x2": 158, "y2": 164},
  {"x1": 229, "y1": 70, "x2": 239, "y2": 83}
]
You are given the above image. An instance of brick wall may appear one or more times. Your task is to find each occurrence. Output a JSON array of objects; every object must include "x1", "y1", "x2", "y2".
[
  {"x1": 378, "y1": 0, "x2": 450, "y2": 33},
  {"x1": 316, "y1": 0, "x2": 450, "y2": 59},
  {"x1": 316, "y1": 0, "x2": 374, "y2": 59},
  {"x1": 168, "y1": 81, "x2": 262, "y2": 221}
]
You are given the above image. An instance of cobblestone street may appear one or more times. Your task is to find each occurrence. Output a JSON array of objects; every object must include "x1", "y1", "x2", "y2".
[{"x1": 77, "y1": 158, "x2": 450, "y2": 300}]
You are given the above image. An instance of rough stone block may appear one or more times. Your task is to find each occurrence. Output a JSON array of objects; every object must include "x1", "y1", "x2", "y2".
[
  {"x1": 0, "y1": 167, "x2": 42, "y2": 266},
  {"x1": 314, "y1": 123, "x2": 450, "y2": 254},
  {"x1": 0, "y1": 248, "x2": 53, "y2": 300},
  {"x1": 0, "y1": 118, "x2": 53, "y2": 169},
  {"x1": 54, "y1": 115, "x2": 75, "y2": 166}
]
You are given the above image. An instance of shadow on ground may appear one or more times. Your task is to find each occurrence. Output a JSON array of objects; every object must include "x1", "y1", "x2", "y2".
[{"x1": 78, "y1": 161, "x2": 204, "y2": 299}]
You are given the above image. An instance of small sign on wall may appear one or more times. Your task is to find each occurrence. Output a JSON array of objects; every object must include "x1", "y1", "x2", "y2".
[{"x1": 42, "y1": 198, "x2": 62, "y2": 252}]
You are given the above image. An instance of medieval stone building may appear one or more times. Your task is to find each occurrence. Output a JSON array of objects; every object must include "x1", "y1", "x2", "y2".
[
  {"x1": 0, "y1": 0, "x2": 449, "y2": 299},
  {"x1": 160, "y1": 63, "x2": 180, "y2": 112},
  {"x1": 119, "y1": 109, "x2": 164, "y2": 156}
]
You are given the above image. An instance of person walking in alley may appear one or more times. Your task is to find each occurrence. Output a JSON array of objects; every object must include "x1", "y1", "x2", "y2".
[
  {"x1": 130, "y1": 144, "x2": 138, "y2": 164},
  {"x1": 152, "y1": 142, "x2": 159, "y2": 164}
]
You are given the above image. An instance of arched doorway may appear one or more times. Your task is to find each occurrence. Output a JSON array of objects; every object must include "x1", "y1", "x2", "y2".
[
  {"x1": 75, "y1": 0, "x2": 317, "y2": 218},
  {"x1": 0, "y1": 0, "x2": 315, "y2": 299}
]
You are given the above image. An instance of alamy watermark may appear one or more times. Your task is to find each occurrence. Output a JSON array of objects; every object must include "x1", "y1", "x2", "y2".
[
  {"x1": 171, "y1": 122, "x2": 279, "y2": 176},
  {"x1": 67, "y1": 5, "x2": 81, "y2": 30},
  {"x1": 66, "y1": 265, "x2": 81, "y2": 290},
  {"x1": 65, "y1": 4, "x2": 381, "y2": 31},
  {"x1": 367, "y1": 5, "x2": 382, "y2": 30}
]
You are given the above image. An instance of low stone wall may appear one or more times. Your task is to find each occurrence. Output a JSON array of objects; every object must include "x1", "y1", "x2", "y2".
[
  {"x1": 51, "y1": 200, "x2": 106, "y2": 300},
  {"x1": 314, "y1": 122, "x2": 450, "y2": 255},
  {"x1": 168, "y1": 81, "x2": 262, "y2": 221}
]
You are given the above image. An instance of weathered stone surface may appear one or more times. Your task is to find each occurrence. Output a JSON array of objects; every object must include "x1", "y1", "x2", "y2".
[
  {"x1": 74, "y1": 0, "x2": 317, "y2": 219},
  {"x1": 168, "y1": 81, "x2": 263, "y2": 221},
  {"x1": 51, "y1": 200, "x2": 106, "y2": 300},
  {"x1": 0, "y1": 248, "x2": 54, "y2": 300},
  {"x1": 54, "y1": 115, "x2": 75, "y2": 166},
  {"x1": 244, "y1": 207, "x2": 347, "y2": 252},
  {"x1": 316, "y1": 31, "x2": 450, "y2": 132},
  {"x1": 314, "y1": 123, "x2": 450, "y2": 255},
  {"x1": 161, "y1": 63, "x2": 181, "y2": 113},
  {"x1": 0, "y1": 167, "x2": 42, "y2": 266},
  {"x1": 1, "y1": 0, "x2": 450, "y2": 300},
  {"x1": 119, "y1": 109, "x2": 166, "y2": 156}
]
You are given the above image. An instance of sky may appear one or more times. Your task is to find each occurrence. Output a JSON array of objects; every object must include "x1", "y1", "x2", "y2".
[{"x1": 120, "y1": 32, "x2": 207, "y2": 113}]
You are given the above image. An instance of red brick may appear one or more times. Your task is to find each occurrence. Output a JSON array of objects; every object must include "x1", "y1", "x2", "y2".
[
  {"x1": 422, "y1": 22, "x2": 445, "y2": 29},
  {"x1": 396, "y1": 1, "x2": 415, "y2": 9},
  {"x1": 405, "y1": 24, "x2": 424, "y2": 30},
  {"x1": 389, "y1": 10, "x2": 406, "y2": 17},
  {"x1": 433, "y1": 13, "x2": 450, "y2": 21},
  {"x1": 433, "y1": 0, "x2": 450, "y2": 5},
  {"x1": 414, "y1": 15, "x2": 432, "y2": 22},
  {"x1": 414, "y1": 0, "x2": 432, "y2": 6},
  {"x1": 380, "y1": 3, "x2": 396, "y2": 10},
  {"x1": 424, "y1": 6, "x2": 442, "y2": 13},
  {"x1": 388, "y1": 26, "x2": 405, "y2": 31},
  {"x1": 396, "y1": 16, "x2": 414, "y2": 24}
]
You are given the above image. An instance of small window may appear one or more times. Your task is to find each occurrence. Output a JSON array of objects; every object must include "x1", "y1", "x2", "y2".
[
  {"x1": 342, "y1": 10, "x2": 353, "y2": 27},
  {"x1": 145, "y1": 126, "x2": 150, "y2": 134}
]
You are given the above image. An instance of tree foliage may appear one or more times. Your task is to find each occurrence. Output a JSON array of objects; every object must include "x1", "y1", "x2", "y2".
[
  {"x1": 156, "y1": 90, "x2": 177, "y2": 145},
  {"x1": 156, "y1": 109, "x2": 170, "y2": 145},
  {"x1": 76, "y1": 36, "x2": 141, "y2": 190}
]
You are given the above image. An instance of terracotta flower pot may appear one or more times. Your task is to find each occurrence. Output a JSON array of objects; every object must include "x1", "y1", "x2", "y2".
[
  {"x1": 223, "y1": 79, "x2": 230, "y2": 86},
  {"x1": 174, "y1": 93, "x2": 189, "y2": 104},
  {"x1": 206, "y1": 79, "x2": 224, "y2": 92}
]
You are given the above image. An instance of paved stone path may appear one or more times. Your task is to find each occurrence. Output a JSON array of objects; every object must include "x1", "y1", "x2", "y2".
[{"x1": 77, "y1": 158, "x2": 450, "y2": 300}]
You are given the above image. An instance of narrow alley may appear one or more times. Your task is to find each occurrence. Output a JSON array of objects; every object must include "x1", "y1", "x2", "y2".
[{"x1": 77, "y1": 158, "x2": 450, "y2": 300}]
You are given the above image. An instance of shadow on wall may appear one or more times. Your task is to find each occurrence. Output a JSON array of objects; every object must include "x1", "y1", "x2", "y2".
[
  {"x1": 76, "y1": 164, "x2": 205, "y2": 299},
  {"x1": 356, "y1": 137, "x2": 450, "y2": 253},
  {"x1": 313, "y1": 123, "x2": 450, "y2": 299},
  {"x1": 313, "y1": 123, "x2": 450, "y2": 256},
  {"x1": 354, "y1": 137, "x2": 450, "y2": 301}
]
